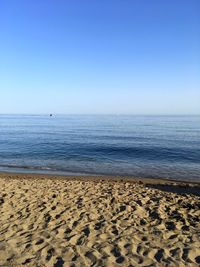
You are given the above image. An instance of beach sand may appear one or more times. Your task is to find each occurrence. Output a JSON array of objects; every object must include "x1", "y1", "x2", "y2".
[{"x1": 0, "y1": 173, "x2": 200, "y2": 266}]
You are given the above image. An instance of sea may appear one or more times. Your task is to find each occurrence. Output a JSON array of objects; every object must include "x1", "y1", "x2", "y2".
[{"x1": 0, "y1": 115, "x2": 200, "y2": 182}]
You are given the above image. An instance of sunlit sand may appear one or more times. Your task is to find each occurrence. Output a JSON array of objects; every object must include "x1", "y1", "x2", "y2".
[{"x1": 0, "y1": 173, "x2": 199, "y2": 266}]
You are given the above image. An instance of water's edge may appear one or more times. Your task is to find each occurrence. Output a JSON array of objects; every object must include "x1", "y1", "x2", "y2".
[{"x1": 1, "y1": 169, "x2": 200, "y2": 185}]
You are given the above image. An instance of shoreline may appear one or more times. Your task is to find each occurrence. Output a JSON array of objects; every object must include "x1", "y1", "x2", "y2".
[{"x1": 1, "y1": 170, "x2": 200, "y2": 185}]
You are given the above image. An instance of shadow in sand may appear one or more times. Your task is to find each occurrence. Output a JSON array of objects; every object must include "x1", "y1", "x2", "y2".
[{"x1": 146, "y1": 184, "x2": 200, "y2": 197}]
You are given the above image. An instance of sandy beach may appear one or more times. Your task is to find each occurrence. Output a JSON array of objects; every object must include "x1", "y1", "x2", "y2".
[{"x1": 0, "y1": 173, "x2": 200, "y2": 266}]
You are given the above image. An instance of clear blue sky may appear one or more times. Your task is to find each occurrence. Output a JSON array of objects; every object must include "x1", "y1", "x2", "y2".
[{"x1": 0, "y1": 0, "x2": 199, "y2": 114}]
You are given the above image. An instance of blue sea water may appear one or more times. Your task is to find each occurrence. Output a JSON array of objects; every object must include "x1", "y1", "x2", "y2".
[{"x1": 0, "y1": 115, "x2": 200, "y2": 182}]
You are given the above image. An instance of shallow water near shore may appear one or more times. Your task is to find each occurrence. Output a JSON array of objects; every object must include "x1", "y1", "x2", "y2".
[{"x1": 0, "y1": 114, "x2": 200, "y2": 182}]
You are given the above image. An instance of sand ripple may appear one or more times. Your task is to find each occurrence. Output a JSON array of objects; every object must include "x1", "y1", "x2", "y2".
[{"x1": 0, "y1": 175, "x2": 200, "y2": 266}]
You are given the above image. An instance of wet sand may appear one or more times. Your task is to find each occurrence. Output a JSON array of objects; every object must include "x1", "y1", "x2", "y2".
[{"x1": 0, "y1": 172, "x2": 200, "y2": 266}]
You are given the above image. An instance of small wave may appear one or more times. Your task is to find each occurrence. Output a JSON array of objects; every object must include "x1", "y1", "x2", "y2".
[
  {"x1": 0, "y1": 163, "x2": 100, "y2": 177},
  {"x1": 0, "y1": 164, "x2": 53, "y2": 171}
]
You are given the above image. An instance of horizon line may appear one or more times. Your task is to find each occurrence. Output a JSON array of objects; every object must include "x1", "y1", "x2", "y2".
[{"x1": 0, "y1": 113, "x2": 200, "y2": 116}]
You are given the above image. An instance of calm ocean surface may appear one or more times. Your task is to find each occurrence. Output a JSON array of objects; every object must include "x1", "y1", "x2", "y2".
[{"x1": 0, "y1": 115, "x2": 200, "y2": 182}]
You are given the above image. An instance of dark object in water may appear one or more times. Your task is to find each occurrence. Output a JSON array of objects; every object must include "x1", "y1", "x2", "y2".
[{"x1": 50, "y1": 114, "x2": 53, "y2": 117}]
